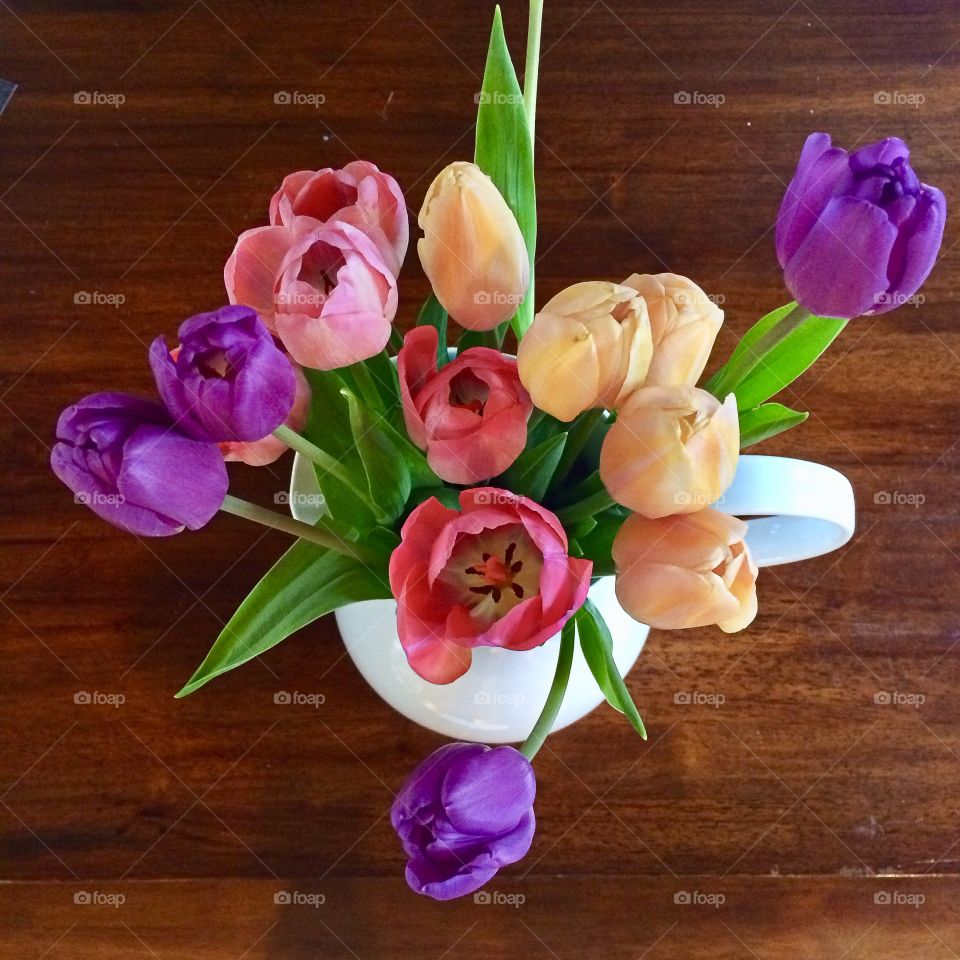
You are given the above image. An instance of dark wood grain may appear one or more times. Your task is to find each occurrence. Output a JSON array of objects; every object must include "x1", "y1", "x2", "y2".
[{"x1": 2, "y1": 0, "x2": 960, "y2": 955}]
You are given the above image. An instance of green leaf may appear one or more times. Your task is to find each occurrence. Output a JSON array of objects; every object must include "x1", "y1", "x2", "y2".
[
  {"x1": 739, "y1": 402, "x2": 809, "y2": 448},
  {"x1": 416, "y1": 293, "x2": 450, "y2": 367},
  {"x1": 302, "y1": 368, "x2": 376, "y2": 538},
  {"x1": 496, "y1": 433, "x2": 566, "y2": 501},
  {"x1": 704, "y1": 303, "x2": 847, "y2": 410},
  {"x1": 343, "y1": 389, "x2": 411, "y2": 524},
  {"x1": 574, "y1": 509, "x2": 627, "y2": 577},
  {"x1": 475, "y1": 5, "x2": 536, "y2": 340},
  {"x1": 577, "y1": 601, "x2": 646, "y2": 739},
  {"x1": 457, "y1": 326, "x2": 505, "y2": 352},
  {"x1": 176, "y1": 537, "x2": 393, "y2": 697},
  {"x1": 519, "y1": 619, "x2": 576, "y2": 759}
]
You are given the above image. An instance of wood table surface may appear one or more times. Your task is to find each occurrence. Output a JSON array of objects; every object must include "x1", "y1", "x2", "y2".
[{"x1": 2, "y1": 0, "x2": 959, "y2": 956}]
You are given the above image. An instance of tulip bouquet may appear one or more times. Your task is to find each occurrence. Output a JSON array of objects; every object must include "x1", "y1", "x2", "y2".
[{"x1": 50, "y1": 3, "x2": 944, "y2": 901}]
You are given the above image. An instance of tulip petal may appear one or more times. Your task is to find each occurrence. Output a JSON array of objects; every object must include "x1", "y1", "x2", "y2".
[{"x1": 783, "y1": 195, "x2": 898, "y2": 319}]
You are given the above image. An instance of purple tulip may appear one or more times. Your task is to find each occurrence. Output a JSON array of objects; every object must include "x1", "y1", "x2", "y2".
[
  {"x1": 776, "y1": 133, "x2": 946, "y2": 318},
  {"x1": 149, "y1": 304, "x2": 297, "y2": 442},
  {"x1": 51, "y1": 392, "x2": 228, "y2": 537},
  {"x1": 390, "y1": 743, "x2": 536, "y2": 900}
]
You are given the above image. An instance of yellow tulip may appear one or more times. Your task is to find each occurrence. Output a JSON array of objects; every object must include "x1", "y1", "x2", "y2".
[
  {"x1": 612, "y1": 508, "x2": 758, "y2": 631},
  {"x1": 621, "y1": 273, "x2": 723, "y2": 387},
  {"x1": 599, "y1": 385, "x2": 739, "y2": 518},
  {"x1": 417, "y1": 161, "x2": 529, "y2": 331},
  {"x1": 516, "y1": 281, "x2": 652, "y2": 421}
]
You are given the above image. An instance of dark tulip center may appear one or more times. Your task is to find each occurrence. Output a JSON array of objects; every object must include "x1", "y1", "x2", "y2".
[{"x1": 449, "y1": 369, "x2": 489, "y2": 415}]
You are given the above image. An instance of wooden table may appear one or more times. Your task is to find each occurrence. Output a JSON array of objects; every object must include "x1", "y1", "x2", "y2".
[{"x1": 2, "y1": 0, "x2": 959, "y2": 955}]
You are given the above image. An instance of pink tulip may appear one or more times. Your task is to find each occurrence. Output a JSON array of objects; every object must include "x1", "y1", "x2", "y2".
[
  {"x1": 388, "y1": 488, "x2": 593, "y2": 684},
  {"x1": 612, "y1": 509, "x2": 758, "y2": 632},
  {"x1": 220, "y1": 361, "x2": 312, "y2": 466},
  {"x1": 268, "y1": 161, "x2": 408, "y2": 275},
  {"x1": 224, "y1": 212, "x2": 398, "y2": 371},
  {"x1": 398, "y1": 326, "x2": 532, "y2": 485}
]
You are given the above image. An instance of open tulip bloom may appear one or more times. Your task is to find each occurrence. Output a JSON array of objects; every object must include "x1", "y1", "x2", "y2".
[{"x1": 50, "y1": 2, "x2": 945, "y2": 903}]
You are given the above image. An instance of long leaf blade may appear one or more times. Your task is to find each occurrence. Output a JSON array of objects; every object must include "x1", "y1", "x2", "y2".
[
  {"x1": 176, "y1": 539, "x2": 393, "y2": 697},
  {"x1": 739, "y1": 402, "x2": 809, "y2": 448},
  {"x1": 474, "y1": 6, "x2": 536, "y2": 340}
]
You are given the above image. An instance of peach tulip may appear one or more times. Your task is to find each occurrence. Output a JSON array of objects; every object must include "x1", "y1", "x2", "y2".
[
  {"x1": 516, "y1": 281, "x2": 653, "y2": 421},
  {"x1": 599, "y1": 385, "x2": 739, "y2": 518},
  {"x1": 612, "y1": 509, "x2": 758, "y2": 632},
  {"x1": 417, "y1": 162, "x2": 529, "y2": 331},
  {"x1": 621, "y1": 273, "x2": 723, "y2": 387}
]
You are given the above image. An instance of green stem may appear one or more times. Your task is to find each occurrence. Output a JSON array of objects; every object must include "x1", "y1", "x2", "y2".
[
  {"x1": 272, "y1": 425, "x2": 373, "y2": 509},
  {"x1": 219, "y1": 495, "x2": 377, "y2": 563},
  {"x1": 549, "y1": 409, "x2": 604, "y2": 493},
  {"x1": 519, "y1": 618, "x2": 575, "y2": 759},
  {"x1": 523, "y1": 0, "x2": 543, "y2": 141},
  {"x1": 555, "y1": 487, "x2": 616, "y2": 527},
  {"x1": 350, "y1": 361, "x2": 384, "y2": 411},
  {"x1": 709, "y1": 303, "x2": 813, "y2": 397}
]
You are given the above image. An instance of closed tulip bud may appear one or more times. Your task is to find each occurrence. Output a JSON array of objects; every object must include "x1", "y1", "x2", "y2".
[
  {"x1": 621, "y1": 273, "x2": 723, "y2": 387},
  {"x1": 418, "y1": 161, "x2": 529, "y2": 331},
  {"x1": 516, "y1": 281, "x2": 653, "y2": 421},
  {"x1": 599, "y1": 385, "x2": 739, "y2": 518},
  {"x1": 612, "y1": 508, "x2": 758, "y2": 632}
]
